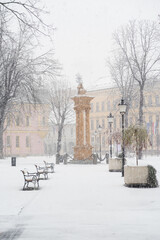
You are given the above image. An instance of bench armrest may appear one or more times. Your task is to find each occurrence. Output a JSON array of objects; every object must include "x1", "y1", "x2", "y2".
[{"x1": 27, "y1": 172, "x2": 38, "y2": 177}]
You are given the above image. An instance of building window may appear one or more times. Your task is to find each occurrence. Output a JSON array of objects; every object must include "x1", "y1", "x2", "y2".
[
  {"x1": 91, "y1": 119, "x2": 94, "y2": 130},
  {"x1": 26, "y1": 136, "x2": 29, "y2": 147},
  {"x1": 16, "y1": 116, "x2": 20, "y2": 126},
  {"x1": 96, "y1": 103, "x2": 99, "y2": 112},
  {"x1": 42, "y1": 117, "x2": 45, "y2": 126},
  {"x1": 102, "y1": 136, "x2": 105, "y2": 148},
  {"x1": 7, "y1": 116, "x2": 11, "y2": 126},
  {"x1": 156, "y1": 115, "x2": 159, "y2": 124},
  {"x1": 16, "y1": 136, "x2": 19, "y2": 148},
  {"x1": 149, "y1": 115, "x2": 152, "y2": 124},
  {"x1": 114, "y1": 118, "x2": 116, "y2": 130},
  {"x1": 7, "y1": 136, "x2": 11, "y2": 147},
  {"x1": 96, "y1": 120, "x2": 99, "y2": 129},
  {"x1": 90, "y1": 103, "x2": 93, "y2": 112},
  {"x1": 101, "y1": 102, "x2": 105, "y2": 112},
  {"x1": 155, "y1": 95, "x2": 159, "y2": 106},
  {"x1": 148, "y1": 95, "x2": 152, "y2": 107},
  {"x1": 107, "y1": 101, "x2": 110, "y2": 111},
  {"x1": 102, "y1": 119, "x2": 105, "y2": 129},
  {"x1": 91, "y1": 137, "x2": 94, "y2": 144},
  {"x1": 149, "y1": 116, "x2": 152, "y2": 135},
  {"x1": 113, "y1": 100, "x2": 117, "y2": 110},
  {"x1": 155, "y1": 115, "x2": 159, "y2": 135},
  {"x1": 26, "y1": 116, "x2": 29, "y2": 126}
]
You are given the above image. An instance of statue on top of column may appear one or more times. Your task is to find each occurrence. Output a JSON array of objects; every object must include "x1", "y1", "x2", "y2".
[{"x1": 76, "y1": 73, "x2": 86, "y2": 95}]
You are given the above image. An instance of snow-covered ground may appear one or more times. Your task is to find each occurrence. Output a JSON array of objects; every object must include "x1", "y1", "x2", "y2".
[{"x1": 0, "y1": 155, "x2": 160, "y2": 239}]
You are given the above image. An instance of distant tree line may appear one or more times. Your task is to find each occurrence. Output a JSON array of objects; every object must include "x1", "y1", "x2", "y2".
[
  {"x1": 0, "y1": 0, "x2": 58, "y2": 158},
  {"x1": 108, "y1": 20, "x2": 160, "y2": 128}
]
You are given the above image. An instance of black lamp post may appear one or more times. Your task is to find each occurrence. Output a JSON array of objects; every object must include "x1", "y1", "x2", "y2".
[
  {"x1": 107, "y1": 113, "x2": 114, "y2": 159},
  {"x1": 118, "y1": 98, "x2": 127, "y2": 177},
  {"x1": 98, "y1": 125, "x2": 102, "y2": 160},
  {"x1": 94, "y1": 130, "x2": 97, "y2": 153}
]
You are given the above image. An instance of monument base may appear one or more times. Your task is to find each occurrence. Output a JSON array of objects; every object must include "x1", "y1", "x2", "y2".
[
  {"x1": 69, "y1": 159, "x2": 93, "y2": 164},
  {"x1": 74, "y1": 145, "x2": 93, "y2": 160}
]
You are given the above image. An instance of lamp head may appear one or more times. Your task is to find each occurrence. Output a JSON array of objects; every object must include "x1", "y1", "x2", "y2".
[
  {"x1": 118, "y1": 98, "x2": 127, "y2": 114},
  {"x1": 94, "y1": 130, "x2": 97, "y2": 136},
  {"x1": 107, "y1": 112, "x2": 114, "y2": 124},
  {"x1": 98, "y1": 125, "x2": 102, "y2": 132}
]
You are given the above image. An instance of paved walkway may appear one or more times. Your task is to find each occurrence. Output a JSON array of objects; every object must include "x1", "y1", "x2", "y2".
[{"x1": 0, "y1": 162, "x2": 160, "y2": 240}]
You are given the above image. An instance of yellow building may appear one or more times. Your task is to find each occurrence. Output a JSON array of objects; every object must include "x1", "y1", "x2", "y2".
[
  {"x1": 4, "y1": 91, "x2": 51, "y2": 157},
  {"x1": 88, "y1": 81, "x2": 160, "y2": 155}
]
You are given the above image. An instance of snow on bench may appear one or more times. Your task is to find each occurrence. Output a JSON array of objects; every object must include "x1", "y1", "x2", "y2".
[
  {"x1": 44, "y1": 161, "x2": 54, "y2": 173},
  {"x1": 35, "y1": 165, "x2": 48, "y2": 180},
  {"x1": 21, "y1": 170, "x2": 39, "y2": 190}
]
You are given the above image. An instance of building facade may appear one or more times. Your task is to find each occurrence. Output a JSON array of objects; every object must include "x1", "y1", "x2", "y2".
[
  {"x1": 88, "y1": 82, "x2": 160, "y2": 155},
  {"x1": 4, "y1": 103, "x2": 50, "y2": 157},
  {"x1": 3, "y1": 82, "x2": 159, "y2": 158}
]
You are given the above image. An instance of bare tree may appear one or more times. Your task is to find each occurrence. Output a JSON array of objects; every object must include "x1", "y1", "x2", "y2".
[
  {"x1": 0, "y1": 0, "x2": 52, "y2": 36},
  {"x1": 0, "y1": 15, "x2": 58, "y2": 158},
  {"x1": 112, "y1": 130, "x2": 122, "y2": 157},
  {"x1": 113, "y1": 20, "x2": 160, "y2": 126},
  {"x1": 124, "y1": 125, "x2": 149, "y2": 165},
  {"x1": 108, "y1": 54, "x2": 136, "y2": 127},
  {"x1": 49, "y1": 80, "x2": 74, "y2": 163}
]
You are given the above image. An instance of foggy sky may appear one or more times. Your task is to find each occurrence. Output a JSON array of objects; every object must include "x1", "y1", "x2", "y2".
[{"x1": 43, "y1": 0, "x2": 160, "y2": 89}]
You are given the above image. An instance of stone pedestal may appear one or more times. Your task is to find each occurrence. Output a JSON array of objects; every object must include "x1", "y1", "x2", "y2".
[
  {"x1": 124, "y1": 166, "x2": 148, "y2": 185},
  {"x1": 109, "y1": 158, "x2": 122, "y2": 172},
  {"x1": 72, "y1": 83, "x2": 94, "y2": 161},
  {"x1": 124, "y1": 165, "x2": 158, "y2": 188},
  {"x1": 74, "y1": 145, "x2": 93, "y2": 160}
]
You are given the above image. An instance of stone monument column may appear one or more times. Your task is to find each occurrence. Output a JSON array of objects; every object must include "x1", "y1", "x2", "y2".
[
  {"x1": 79, "y1": 108, "x2": 84, "y2": 146},
  {"x1": 75, "y1": 109, "x2": 80, "y2": 145},
  {"x1": 72, "y1": 82, "x2": 94, "y2": 161},
  {"x1": 85, "y1": 108, "x2": 90, "y2": 146}
]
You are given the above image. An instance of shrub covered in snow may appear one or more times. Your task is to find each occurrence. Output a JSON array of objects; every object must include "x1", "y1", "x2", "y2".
[{"x1": 147, "y1": 165, "x2": 159, "y2": 188}]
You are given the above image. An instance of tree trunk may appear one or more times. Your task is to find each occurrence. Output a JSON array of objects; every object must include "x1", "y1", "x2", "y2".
[
  {"x1": 136, "y1": 152, "x2": 138, "y2": 166},
  {"x1": 138, "y1": 84, "x2": 144, "y2": 159},
  {"x1": 125, "y1": 107, "x2": 129, "y2": 128},
  {"x1": 136, "y1": 145, "x2": 139, "y2": 166},
  {"x1": 0, "y1": 124, "x2": 4, "y2": 159},
  {"x1": 56, "y1": 124, "x2": 63, "y2": 164},
  {"x1": 116, "y1": 142, "x2": 118, "y2": 157},
  {"x1": 139, "y1": 85, "x2": 144, "y2": 126}
]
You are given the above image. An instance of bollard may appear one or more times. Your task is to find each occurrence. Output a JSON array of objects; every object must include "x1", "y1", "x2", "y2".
[
  {"x1": 105, "y1": 153, "x2": 109, "y2": 164},
  {"x1": 93, "y1": 154, "x2": 97, "y2": 164},
  {"x1": 63, "y1": 153, "x2": 68, "y2": 164},
  {"x1": 11, "y1": 157, "x2": 16, "y2": 166}
]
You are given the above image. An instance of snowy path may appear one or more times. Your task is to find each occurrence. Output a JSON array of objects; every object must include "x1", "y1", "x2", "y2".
[{"x1": 0, "y1": 158, "x2": 160, "y2": 239}]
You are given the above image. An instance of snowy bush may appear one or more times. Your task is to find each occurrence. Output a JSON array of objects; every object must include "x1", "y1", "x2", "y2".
[{"x1": 147, "y1": 165, "x2": 159, "y2": 188}]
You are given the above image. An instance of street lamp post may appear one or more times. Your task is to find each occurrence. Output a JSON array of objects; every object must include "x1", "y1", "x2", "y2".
[
  {"x1": 107, "y1": 113, "x2": 114, "y2": 159},
  {"x1": 94, "y1": 130, "x2": 97, "y2": 153},
  {"x1": 118, "y1": 98, "x2": 127, "y2": 177},
  {"x1": 98, "y1": 125, "x2": 102, "y2": 160}
]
